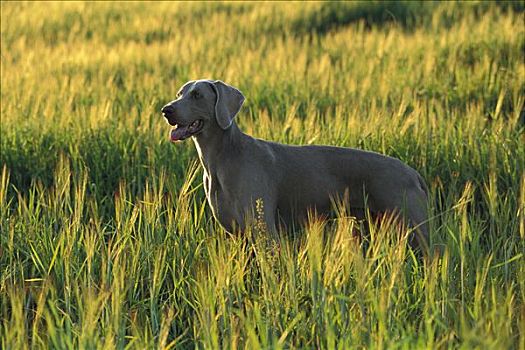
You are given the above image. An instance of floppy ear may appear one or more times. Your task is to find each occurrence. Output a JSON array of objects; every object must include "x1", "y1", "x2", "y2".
[{"x1": 209, "y1": 80, "x2": 245, "y2": 129}]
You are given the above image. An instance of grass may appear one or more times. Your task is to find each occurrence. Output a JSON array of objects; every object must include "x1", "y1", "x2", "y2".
[{"x1": 1, "y1": 1, "x2": 524, "y2": 349}]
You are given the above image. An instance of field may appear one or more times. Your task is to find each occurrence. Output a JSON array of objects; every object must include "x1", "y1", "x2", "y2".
[{"x1": 1, "y1": 1, "x2": 524, "y2": 349}]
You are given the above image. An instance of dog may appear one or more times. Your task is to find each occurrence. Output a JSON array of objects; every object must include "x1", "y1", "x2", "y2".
[{"x1": 162, "y1": 80, "x2": 430, "y2": 251}]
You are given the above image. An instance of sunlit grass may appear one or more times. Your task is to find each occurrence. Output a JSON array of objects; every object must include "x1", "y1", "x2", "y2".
[{"x1": 1, "y1": 1, "x2": 524, "y2": 349}]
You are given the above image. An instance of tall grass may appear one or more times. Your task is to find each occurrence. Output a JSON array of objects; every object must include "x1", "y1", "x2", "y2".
[{"x1": 1, "y1": 1, "x2": 524, "y2": 348}]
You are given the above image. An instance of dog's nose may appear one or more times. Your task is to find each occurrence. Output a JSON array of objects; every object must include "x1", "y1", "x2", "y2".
[{"x1": 161, "y1": 104, "x2": 174, "y2": 115}]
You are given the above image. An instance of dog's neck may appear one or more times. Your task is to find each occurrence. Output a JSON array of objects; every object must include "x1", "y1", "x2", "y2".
[{"x1": 192, "y1": 122, "x2": 245, "y2": 173}]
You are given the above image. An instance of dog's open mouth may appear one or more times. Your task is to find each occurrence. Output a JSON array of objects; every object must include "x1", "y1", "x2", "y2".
[{"x1": 170, "y1": 120, "x2": 203, "y2": 142}]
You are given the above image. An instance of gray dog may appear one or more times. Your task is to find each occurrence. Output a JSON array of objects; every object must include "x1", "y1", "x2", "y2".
[{"x1": 162, "y1": 80, "x2": 430, "y2": 251}]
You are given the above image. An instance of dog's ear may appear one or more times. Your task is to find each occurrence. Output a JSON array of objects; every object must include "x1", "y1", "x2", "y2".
[{"x1": 209, "y1": 80, "x2": 245, "y2": 130}]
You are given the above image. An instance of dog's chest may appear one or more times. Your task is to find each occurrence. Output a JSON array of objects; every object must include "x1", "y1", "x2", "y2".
[{"x1": 202, "y1": 169, "x2": 241, "y2": 230}]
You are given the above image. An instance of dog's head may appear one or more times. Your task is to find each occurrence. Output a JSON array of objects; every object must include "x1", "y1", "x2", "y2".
[{"x1": 161, "y1": 80, "x2": 245, "y2": 142}]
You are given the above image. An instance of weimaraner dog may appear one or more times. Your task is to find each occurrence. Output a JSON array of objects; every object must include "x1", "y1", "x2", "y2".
[{"x1": 162, "y1": 80, "x2": 430, "y2": 251}]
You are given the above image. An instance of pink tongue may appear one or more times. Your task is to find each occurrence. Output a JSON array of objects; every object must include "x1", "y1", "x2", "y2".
[{"x1": 170, "y1": 126, "x2": 190, "y2": 142}]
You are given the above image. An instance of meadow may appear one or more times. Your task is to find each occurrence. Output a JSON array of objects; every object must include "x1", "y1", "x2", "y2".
[{"x1": 1, "y1": 1, "x2": 524, "y2": 349}]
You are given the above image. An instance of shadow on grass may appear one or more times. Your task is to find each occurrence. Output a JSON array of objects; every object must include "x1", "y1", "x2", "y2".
[
  {"x1": 0, "y1": 125, "x2": 194, "y2": 216},
  {"x1": 292, "y1": 1, "x2": 433, "y2": 35},
  {"x1": 291, "y1": 1, "x2": 524, "y2": 36}
]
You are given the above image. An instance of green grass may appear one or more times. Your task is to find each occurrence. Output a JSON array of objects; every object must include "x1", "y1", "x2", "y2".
[{"x1": 1, "y1": 1, "x2": 524, "y2": 349}]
